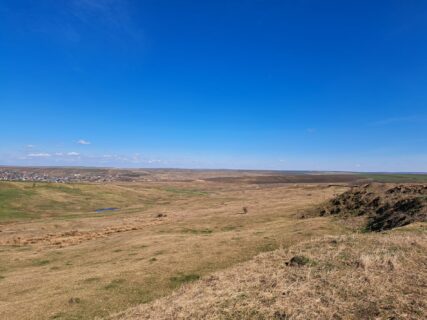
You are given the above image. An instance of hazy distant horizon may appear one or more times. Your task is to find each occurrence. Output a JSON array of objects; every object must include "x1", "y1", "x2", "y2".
[{"x1": 1, "y1": 163, "x2": 426, "y2": 175}]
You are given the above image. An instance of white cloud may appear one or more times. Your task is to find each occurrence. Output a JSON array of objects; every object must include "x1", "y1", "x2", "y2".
[
  {"x1": 55, "y1": 152, "x2": 64, "y2": 156},
  {"x1": 147, "y1": 159, "x2": 160, "y2": 163},
  {"x1": 28, "y1": 153, "x2": 51, "y2": 157},
  {"x1": 77, "y1": 139, "x2": 91, "y2": 145},
  {"x1": 26, "y1": 144, "x2": 36, "y2": 148},
  {"x1": 67, "y1": 152, "x2": 80, "y2": 156}
]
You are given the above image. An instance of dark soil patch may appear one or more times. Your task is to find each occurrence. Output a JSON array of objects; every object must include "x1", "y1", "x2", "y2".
[
  {"x1": 170, "y1": 273, "x2": 200, "y2": 288},
  {"x1": 320, "y1": 184, "x2": 427, "y2": 231},
  {"x1": 285, "y1": 255, "x2": 315, "y2": 267}
]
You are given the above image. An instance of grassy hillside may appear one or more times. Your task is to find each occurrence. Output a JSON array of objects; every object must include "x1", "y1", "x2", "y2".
[
  {"x1": 0, "y1": 181, "x2": 215, "y2": 222},
  {"x1": 2, "y1": 178, "x2": 426, "y2": 320},
  {"x1": 0, "y1": 181, "x2": 347, "y2": 319},
  {"x1": 0, "y1": 182, "x2": 141, "y2": 221},
  {"x1": 114, "y1": 224, "x2": 427, "y2": 320}
]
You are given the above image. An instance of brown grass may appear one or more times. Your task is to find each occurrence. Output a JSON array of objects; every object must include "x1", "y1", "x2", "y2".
[
  {"x1": 112, "y1": 224, "x2": 427, "y2": 320},
  {"x1": 2, "y1": 176, "x2": 425, "y2": 320},
  {"x1": 0, "y1": 180, "x2": 347, "y2": 319}
]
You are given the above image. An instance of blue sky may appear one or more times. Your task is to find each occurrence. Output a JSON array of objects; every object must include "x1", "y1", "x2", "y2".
[{"x1": 1, "y1": 0, "x2": 427, "y2": 171}]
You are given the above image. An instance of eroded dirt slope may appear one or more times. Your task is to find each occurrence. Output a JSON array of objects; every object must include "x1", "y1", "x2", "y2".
[{"x1": 320, "y1": 184, "x2": 427, "y2": 231}]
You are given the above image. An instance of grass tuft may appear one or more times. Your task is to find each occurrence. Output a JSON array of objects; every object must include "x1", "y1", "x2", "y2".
[
  {"x1": 32, "y1": 259, "x2": 50, "y2": 266},
  {"x1": 105, "y1": 279, "x2": 126, "y2": 290},
  {"x1": 169, "y1": 273, "x2": 200, "y2": 288}
]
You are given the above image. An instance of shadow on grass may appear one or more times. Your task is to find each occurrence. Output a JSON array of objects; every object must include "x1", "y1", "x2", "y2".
[{"x1": 169, "y1": 273, "x2": 200, "y2": 288}]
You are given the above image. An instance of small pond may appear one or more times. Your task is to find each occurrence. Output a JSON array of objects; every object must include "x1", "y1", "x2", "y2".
[{"x1": 95, "y1": 207, "x2": 119, "y2": 213}]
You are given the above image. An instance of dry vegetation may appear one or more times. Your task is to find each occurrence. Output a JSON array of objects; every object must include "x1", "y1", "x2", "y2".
[
  {"x1": 0, "y1": 174, "x2": 347, "y2": 320},
  {"x1": 113, "y1": 225, "x2": 426, "y2": 320},
  {"x1": 1, "y1": 170, "x2": 426, "y2": 320}
]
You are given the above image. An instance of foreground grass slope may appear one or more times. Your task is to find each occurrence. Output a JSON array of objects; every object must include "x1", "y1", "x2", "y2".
[{"x1": 113, "y1": 224, "x2": 427, "y2": 320}]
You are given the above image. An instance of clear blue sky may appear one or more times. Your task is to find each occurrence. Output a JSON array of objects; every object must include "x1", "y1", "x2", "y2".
[{"x1": 1, "y1": 1, "x2": 427, "y2": 171}]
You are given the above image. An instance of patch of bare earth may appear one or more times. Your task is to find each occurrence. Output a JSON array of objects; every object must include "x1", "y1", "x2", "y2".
[
  {"x1": 111, "y1": 227, "x2": 427, "y2": 320},
  {"x1": 320, "y1": 183, "x2": 427, "y2": 231},
  {"x1": 0, "y1": 220, "x2": 165, "y2": 247}
]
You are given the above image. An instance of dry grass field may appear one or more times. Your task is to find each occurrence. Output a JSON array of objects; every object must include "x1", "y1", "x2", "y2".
[
  {"x1": 0, "y1": 174, "x2": 348, "y2": 319},
  {"x1": 114, "y1": 224, "x2": 426, "y2": 320},
  {"x1": 0, "y1": 171, "x2": 426, "y2": 319}
]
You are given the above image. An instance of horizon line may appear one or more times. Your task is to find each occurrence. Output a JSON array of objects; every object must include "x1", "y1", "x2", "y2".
[{"x1": 1, "y1": 164, "x2": 426, "y2": 175}]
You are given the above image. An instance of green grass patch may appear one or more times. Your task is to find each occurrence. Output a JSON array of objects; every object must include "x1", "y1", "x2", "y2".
[
  {"x1": 37, "y1": 184, "x2": 84, "y2": 195},
  {"x1": 221, "y1": 225, "x2": 241, "y2": 232},
  {"x1": 0, "y1": 185, "x2": 35, "y2": 199},
  {"x1": 169, "y1": 273, "x2": 200, "y2": 288},
  {"x1": 359, "y1": 173, "x2": 427, "y2": 183},
  {"x1": 164, "y1": 187, "x2": 208, "y2": 196},
  {"x1": 83, "y1": 277, "x2": 101, "y2": 283},
  {"x1": 104, "y1": 278, "x2": 126, "y2": 290},
  {"x1": 287, "y1": 255, "x2": 317, "y2": 267},
  {"x1": 32, "y1": 259, "x2": 50, "y2": 266},
  {"x1": 258, "y1": 242, "x2": 277, "y2": 252},
  {"x1": 0, "y1": 186, "x2": 37, "y2": 221},
  {"x1": 133, "y1": 244, "x2": 149, "y2": 249},
  {"x1": 0, "y1": 181, "x2": 163, "y2": 222},
  {"x1": 181, "y1": 228, "x2": 213, "y2": 235},
  {"x1": 50, "y1": 312, "x2": 67, "y2": 319}
]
